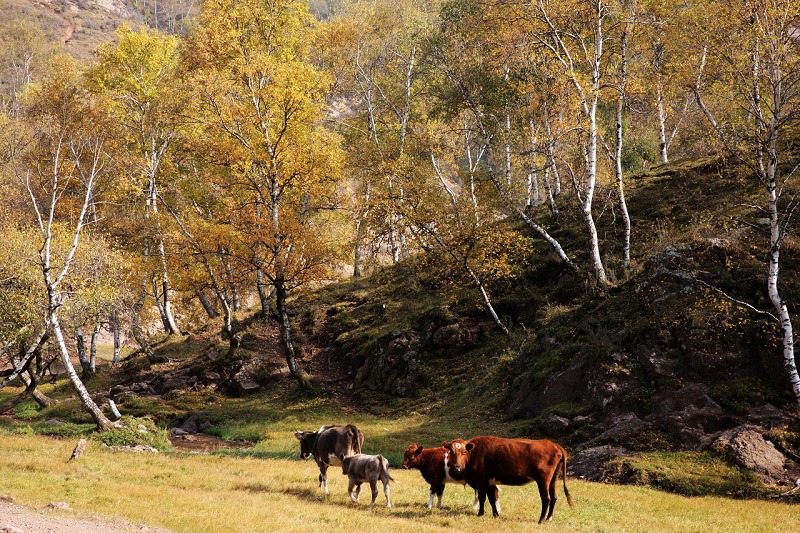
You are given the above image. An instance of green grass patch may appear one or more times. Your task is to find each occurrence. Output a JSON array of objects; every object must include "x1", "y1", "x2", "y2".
[{"x1": 608, "y1": 451, "x2": 769, "y2": 498}]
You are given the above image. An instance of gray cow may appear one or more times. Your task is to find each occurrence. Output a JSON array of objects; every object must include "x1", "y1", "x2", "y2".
[
  {"x1": 339, "y1": 453, "x2": 395, "y2": 508},
  {"x1": 295, "y1": 424, "x2": 364, "y2": 494}
]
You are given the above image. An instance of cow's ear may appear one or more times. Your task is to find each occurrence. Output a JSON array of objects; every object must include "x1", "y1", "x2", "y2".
[
  {"x1": 465, "y1": 443, "x2": 475, "y2": 451},
  {"x1": 442, "y1": 441, "x2": 451, "y2": 450},
  {"x1": 294, "y1": 431, "x2": 303, "y2": 440},
  {"x1": 414, "y1": 446, "x2": 424, "y2": 456},
  {"x1": 339, "y1": 453, "x2": 345, "y2": 461}
]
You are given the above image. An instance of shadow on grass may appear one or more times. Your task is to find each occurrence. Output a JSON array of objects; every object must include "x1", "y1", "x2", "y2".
[{"x1": 233, "y1": 482, "x2": 475, "y2": 519}]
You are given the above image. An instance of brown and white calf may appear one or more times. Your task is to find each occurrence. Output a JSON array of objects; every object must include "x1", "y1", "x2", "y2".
[
  {"x1": 339, "y1": 453, "x2": 395, "y2": 508},
  {"x1": 294, "y1": 424, "x2": 364, "y2": 494},
  {"x1": 443, "y1": 436, "x2": 573, "y2": 523},
  {"x1": 401, "y1": 443, "x2": 485, "y2": 510}
]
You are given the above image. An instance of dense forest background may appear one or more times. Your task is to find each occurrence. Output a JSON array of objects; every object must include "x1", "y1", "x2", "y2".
[{"x1": 2, "y1": 0, "x2": 800, "y2": 503}]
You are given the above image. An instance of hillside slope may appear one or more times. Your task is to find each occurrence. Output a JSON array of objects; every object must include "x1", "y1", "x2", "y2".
[
  {"x1": 285, "y1": 156, "x2": 800, "y2": 491},
  {"x1": 0, "y1": 0, "x2": 140, "y2": 60}
]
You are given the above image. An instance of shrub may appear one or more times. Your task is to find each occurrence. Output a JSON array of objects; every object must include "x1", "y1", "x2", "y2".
[{"x1": 96, "y1": 416, "x2": 171, "y2": 451}]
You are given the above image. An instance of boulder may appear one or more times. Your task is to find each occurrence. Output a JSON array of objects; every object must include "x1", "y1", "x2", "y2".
[
  {"x1": 570, "y1": 445, "x2": 629, "y2": 481},
  {"x1": 582, "y1": 413, "x2": 652, "y2": 448},
  {"x1": 713, "y1": 425, "x2": 788, "y2": 484},
  {"x1": 537, "y1": 413, "x2": 571, "y2": 437},
  {"x1": 647, "y1": 383, "x2": 734, "y2": 448}
]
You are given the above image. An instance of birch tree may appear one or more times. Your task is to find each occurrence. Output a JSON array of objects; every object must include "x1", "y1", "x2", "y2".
[
  {"x1": 694, "y1": 0, "x2": 800, "y2": 408},
  {"x1": 13, "y1": 54, "x2": 117, "y2": 429},
  {"x1": 534, "y1": 0, "x2": 615, "y2": 286}
]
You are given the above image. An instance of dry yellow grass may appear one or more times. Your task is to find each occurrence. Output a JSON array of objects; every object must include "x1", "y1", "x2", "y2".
[{"x1": 0, "y1": 434, "x2": 798, "y2": 532}]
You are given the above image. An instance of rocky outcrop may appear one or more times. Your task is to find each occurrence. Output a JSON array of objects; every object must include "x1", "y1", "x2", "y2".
[
  {"x1": 354, "y1": 330, "x2": 421, "y2": 397},
  {"x1": 713, "y1": 426, "x2": 788, "y2": 485}
]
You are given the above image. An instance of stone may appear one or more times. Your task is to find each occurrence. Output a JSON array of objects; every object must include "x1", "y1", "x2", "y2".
[
  {"x1": 69, "y1": 439, "x2": 87, "y2": 461},
  {"x1": 570, "y1": 446, "x2": 629, "y2": 481},
  {"x1": 713, "y1": 425, "x2": 787, "y2": 484},
  {"x1": 582, "y1": 413, "x2": 651, "y2": 448},
  {"x1": 180, "y1": 415, "x2": 199, "y2": 434},
  {"x1": 47, "y1": 501, "x2": 72, "y2": 511},
  {"x1": 45, "y1": 418, "x2": 65, "y2": 425},
  {"x1": 538, "y1": 413, "x2": 570, "y2": 437}
]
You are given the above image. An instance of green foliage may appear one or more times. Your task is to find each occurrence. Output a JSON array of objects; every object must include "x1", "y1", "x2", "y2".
[{"x1": 96, "y1": 416, "x2": 171, "y2": 451}]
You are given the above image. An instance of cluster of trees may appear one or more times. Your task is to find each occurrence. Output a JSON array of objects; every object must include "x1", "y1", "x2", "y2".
[{"x1": 1, "y1": 0, "x2": 799, "y2": 428}]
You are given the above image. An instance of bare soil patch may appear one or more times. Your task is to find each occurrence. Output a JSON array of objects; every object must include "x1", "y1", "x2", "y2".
[{"x1": 0, "y1": 500, "x2": 168, "y2": 533}]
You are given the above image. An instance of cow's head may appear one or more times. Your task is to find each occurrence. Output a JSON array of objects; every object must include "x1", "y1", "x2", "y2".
[
  {"x1": 294, "y1": 430, "x2": 317, "y2": 459},
  {"x1": 339, "y1": 453, "x2": 352, "y2": 475},
  {"x1": 443, "y1": 439, "x2": 473, "y2": 476},
  {"x1": 402, "y1": 444, "x2": 424, "y2": 469}
]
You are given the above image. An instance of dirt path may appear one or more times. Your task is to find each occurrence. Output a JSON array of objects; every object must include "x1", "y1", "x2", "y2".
[{"x1": 0, "y1": 500, "x2": 168, "y2": 533}]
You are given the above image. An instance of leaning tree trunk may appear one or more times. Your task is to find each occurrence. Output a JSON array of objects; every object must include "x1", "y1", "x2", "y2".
[
  {"x1": 197, "y1": 289, "x2": 220, "y2": 318},
  {"x1": 51, "y1": 312, "x2": 114, "y2": 430},
  {"x1": 275, "y1": 278, "x2": 310, "y2": 389}
]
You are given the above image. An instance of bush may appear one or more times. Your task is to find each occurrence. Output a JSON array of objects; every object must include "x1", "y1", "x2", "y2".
[{"x1": 96, "y1": 416, "x2": 171, "y2": 451}]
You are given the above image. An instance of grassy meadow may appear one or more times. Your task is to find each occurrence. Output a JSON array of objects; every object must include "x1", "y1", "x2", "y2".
[{"x1": 0, "y1": 431, "x2": 798, "y2": 532}]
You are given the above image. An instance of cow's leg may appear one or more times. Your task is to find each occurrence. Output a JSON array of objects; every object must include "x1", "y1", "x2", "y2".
[
  {"x1": 348, "y1": 479, "x2": 358, "y2": 503},
  {"x1": 428, "y1": 486, "x2": 436, "y2": 509},
  {"x1": 490, "y1": 485, "x2": 500, "y2": 514},
  {"x1": 536, "y1": 480, "x2": 551, "y2": 524},
  {"x1": 471, "y1": 488, "x2": 479, "y2": 510},
  {"x1": 369, "y1": 479, "x2": 379, "y2": 508},
  {"x1": 476, "y1": 486, "x2": 487, "y2": 516},
  {"x1": 319, "y1": 463, "x2": 329, "y2": 494},
  {"x1": 435, "y1": 484, "x2": 445, "y2": 509},
  {"x1": 487, "y1": 484, "x2": 500, "y2": 517},
  {"x1": 546, "y1": 469, "x2": 558, "y2": 520},
  {"x1": 383, "y1": 478, "x2": 391, "y2": 507}
]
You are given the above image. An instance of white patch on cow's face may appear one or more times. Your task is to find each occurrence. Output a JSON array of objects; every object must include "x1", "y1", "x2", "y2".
[
  {"x1": 443, "y1": 452, "x2": 464, "y2": 484},
  {"x1": 455, "y1": 442, "x2": 462, "y2": 449}
]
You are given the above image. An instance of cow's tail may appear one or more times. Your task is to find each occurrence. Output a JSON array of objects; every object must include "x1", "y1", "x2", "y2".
[
  {"x1": 561, "y1": 449, "x2": 574, "y2": 510},
  {"x1": 380, "y1": 455, "x2": 398, "y2": 483}
]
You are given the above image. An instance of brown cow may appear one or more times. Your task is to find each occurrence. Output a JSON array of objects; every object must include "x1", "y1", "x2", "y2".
[
  {"x1": 402, "y1": 443, "x2": 486, "y2": 510},
  {"x1": 443, "y1": 436, "x2": 573, "y2": 523}
]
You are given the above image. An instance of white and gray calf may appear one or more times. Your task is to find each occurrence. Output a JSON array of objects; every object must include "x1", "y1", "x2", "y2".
[{"x1": 339, "y1": 453, "x2": 395, "y2": 508}]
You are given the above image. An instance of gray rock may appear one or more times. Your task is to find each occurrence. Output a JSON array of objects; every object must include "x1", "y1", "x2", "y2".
[
  {"x1": 538, "y1": 413, "x2": 570, "y2": 437},
  {"x1": 179, "y1": 415, "x2": 199, "y2": 434},
  {"x1": 570, "y1": 446, "x2": 629, "y2": 480},
  {"x1": 47, "y1": 502, "x2": 72, "y2": 511},
  {"x1": 713, "y1": 425, "x2": 787, "y2": 484},
  {"x1": 583, "y1": 413, "x2": 651, "y2": 448},
  {"x1": 45, "y1": 418, "x2": 65, "y2": 426}
]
